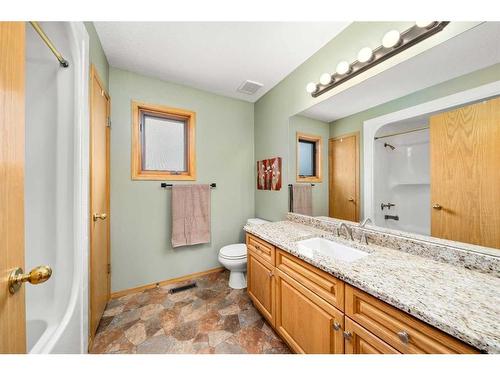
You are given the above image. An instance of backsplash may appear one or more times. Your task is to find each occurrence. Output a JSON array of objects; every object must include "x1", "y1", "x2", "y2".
[{"x1": 286, "y1": 213, "x2": 500, "y2": 277}]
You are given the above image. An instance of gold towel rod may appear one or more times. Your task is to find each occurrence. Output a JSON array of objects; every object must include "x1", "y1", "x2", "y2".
[
  {"x1": 29, "y1": 21, "x2": 69, "y2": 68},
  {"x1": 374, "y1": 126, "x2": 429, "y2": 140}
]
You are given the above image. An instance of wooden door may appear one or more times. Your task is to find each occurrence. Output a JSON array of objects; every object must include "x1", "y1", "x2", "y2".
[
  {"x1": 0, "y1": 21, "x2": 26, "y2": 354},
  {"x1": 247, "y1": 252, "x2": 275, "y2": 325},
  {"x1": 274, "y1": 269, "x2": 344, "y2": 354},
  {"x1": 89, "y1": 65, "x2": 111, "y2": 339},
  {"x1": 430, "y1": 97, "x2": 500, "y2": 248},
  {"x1": 329, "y1": 132, "x2": 359, "y2": 221},
  {"x1": 344, "y1": 318, "x2": 399, "y2": 354}
]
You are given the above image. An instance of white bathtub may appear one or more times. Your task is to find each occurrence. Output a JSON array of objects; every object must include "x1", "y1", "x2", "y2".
[{"x1": 25, "y1": 22, "x2": 89, "y2": 353}]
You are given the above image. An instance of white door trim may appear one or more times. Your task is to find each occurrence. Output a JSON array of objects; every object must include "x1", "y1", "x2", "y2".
[{"x1": 363, "y1": 79, "x2": 500, "y2": 221}]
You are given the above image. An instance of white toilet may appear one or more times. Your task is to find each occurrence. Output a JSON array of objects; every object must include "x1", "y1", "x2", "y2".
[{"x1": 218, "y1": 218, "x2": 269, "y2": 289}]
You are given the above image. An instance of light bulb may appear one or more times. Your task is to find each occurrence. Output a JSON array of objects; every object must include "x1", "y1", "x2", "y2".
[
  {"x1": 382, "y1": 30, "x2": 402, "y2": 49},
  {"x1": 336, "y1": 61, "x2": 351, "y2": 75},
  {"x1": 416, "y1": 21, "x2": 436, "y2": 29},
  {"x1": 306, "y1": 82, "x2": 317, "y2": 94},
  {"x1": 357, "y1": 47, "x2": 374, "y2": 63},
  {"x1": 319, "y1": 73, "x2": 332, "y2": 85}
]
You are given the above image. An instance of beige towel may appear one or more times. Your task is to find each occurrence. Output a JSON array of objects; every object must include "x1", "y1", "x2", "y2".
[
  {"x1": 171, "y1": 185, "x2": 211, "y2": 248},
  {"x1": 292, "y1": 184, "x2": 313, "y2": 216}
]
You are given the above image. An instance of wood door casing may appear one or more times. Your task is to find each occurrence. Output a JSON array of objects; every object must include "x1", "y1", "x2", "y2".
[
  {"x1": 89, "y1": 65, "x2": 111, "y2": 339},
  {"x1": 0, "y1": 21, "x2": 26, "y2": 354},
  {"x1": 329, "y1": 132, "x2": 360, "y2": 221},
  {"x1": 274, "y1": 269, "x2": 344, "y2": 354},
  {"x1": 344, "y1": 317, "x2": 400, "y2": 354},
  {"x1": 430, "y1": 97, "x2": 500, "y2": 249},
  {"x1": 247, "y1": 252, "x2": 275, "y2": 325}
]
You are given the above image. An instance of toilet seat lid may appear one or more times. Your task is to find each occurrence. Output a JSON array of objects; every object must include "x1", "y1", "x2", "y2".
[{"x1": 219, "y1": 244, "x2": 247, "y2": 259}]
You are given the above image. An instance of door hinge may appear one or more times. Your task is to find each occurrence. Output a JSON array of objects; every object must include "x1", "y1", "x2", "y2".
[
  {"x1": 106, "y1": 117, "x2": 111, "y2": 128},
  {"x1": 107, "y1": 264, "x2": 111, "y2": 274}
]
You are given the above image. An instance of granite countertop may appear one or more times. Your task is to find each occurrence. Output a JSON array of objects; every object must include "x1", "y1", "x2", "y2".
[{"x1": 244, "y1": 220, "x2": 500, "y2": 353}]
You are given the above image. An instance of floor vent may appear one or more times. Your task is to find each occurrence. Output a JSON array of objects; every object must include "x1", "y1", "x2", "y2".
[{"x1": 169, "y1": 282, "x2": 197, "y2": 294}]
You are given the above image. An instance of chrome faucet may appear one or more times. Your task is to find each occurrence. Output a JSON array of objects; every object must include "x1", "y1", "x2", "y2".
[
  {"x1": 359, "y1": 217, "x2": 372, "y2": 228},
  {"x1": 339, "y1": 223, "x2": 353, "y2": 241},
  {"x1": 359, "y1": 218, "x2": 372, "y2": 244}
]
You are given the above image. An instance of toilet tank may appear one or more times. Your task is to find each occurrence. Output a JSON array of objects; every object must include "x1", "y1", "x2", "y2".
[{"x1": 246, "y1": 218, "x2": 269, "y2": 225}]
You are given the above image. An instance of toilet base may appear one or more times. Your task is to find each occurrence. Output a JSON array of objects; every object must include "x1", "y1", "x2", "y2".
[{"x1": 228, "y1": 271, "x2": 247, "y2": 289}]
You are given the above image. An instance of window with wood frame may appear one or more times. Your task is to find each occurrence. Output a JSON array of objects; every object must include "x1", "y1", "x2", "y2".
[
  {"x1": 297, "y1": 132, "x2": 322, "y2": 182},
  {"x1": 131, "y1": 101, "x2": 196, "y2": 180}
]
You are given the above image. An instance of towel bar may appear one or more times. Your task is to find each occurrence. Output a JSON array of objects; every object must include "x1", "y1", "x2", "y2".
[{"x1": 161, "y1": 183, "x2": 216, "y2": 189}]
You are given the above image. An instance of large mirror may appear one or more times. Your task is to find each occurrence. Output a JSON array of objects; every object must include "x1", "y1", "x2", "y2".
[{"x1": 288, "y1": 21, "x2": 500, "y2": 251}]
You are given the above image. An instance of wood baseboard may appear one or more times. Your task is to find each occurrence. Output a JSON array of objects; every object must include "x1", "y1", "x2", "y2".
[{"x1": 110, "y1": 267, "x2": 225, "y2": 299}]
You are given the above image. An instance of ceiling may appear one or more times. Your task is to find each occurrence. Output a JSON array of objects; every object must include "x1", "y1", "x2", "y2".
[
  {"x1": 94, "y1": 22, "x2": 350, "y2": 102},
  {"x1": 302, "y1": 22, "x2": 500, "y2": 122}
]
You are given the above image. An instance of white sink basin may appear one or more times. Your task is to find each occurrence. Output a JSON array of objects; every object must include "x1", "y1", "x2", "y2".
[{"x1": 297, "y1": 237, "x2": 369, "y2": 263}]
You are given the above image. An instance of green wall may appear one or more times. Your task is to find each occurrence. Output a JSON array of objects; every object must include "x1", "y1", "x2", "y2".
[
  {"x1": 84, "y1": 22, "x2": 109, "y2": 91},
  {"x1": 254, "y1": 22, "x2": 479, "y2": 222},
  {"x1": 288, "y1": 115, "x2": 329, "y2": 217},
  {"x1": 109, "y1": 68, "x2": 255, "y2": 292},
  {"x1": 329, "y1": 62, "x2": 500, "y2": 217}
]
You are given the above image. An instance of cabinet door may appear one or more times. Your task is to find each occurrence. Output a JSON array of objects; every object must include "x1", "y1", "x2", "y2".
[
  {"x1": 275, "y1": 269, "x2": 344, "y2": 354},
  {"x1": 247, "y1": 252, "x2": 275, "y2": 325},
  {"x1": 430, "y1": 97, "x2": 500, "y2": 248},
  {"x1": 344, "y1": 317, "x2": 400, "y2": 354}
]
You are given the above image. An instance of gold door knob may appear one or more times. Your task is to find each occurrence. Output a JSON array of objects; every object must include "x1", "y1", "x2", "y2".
[
  {"x1": 432, "y1": 204, "x2": 442, "y2": 210},
  {"x1": 93, "y1": 213, "x2": 107, "y2": 221},
  {"x1": 348, "y1": 197, "x2": 355, "y2": 202},
  {"x1": 8, "y1": 265, "x2": 52, "y2": 294}
]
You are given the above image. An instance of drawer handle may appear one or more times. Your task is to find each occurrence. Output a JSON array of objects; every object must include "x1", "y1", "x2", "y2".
[
  {"x1": 343, "y1": 331, "x2": 352, "y2": 340},
  {"x1": 255, "y1": 244, "x2": 261, "y2": 250},
  {"x1": 333, "y1": 322, "x2": 341, "y2": 331},
  {"x1": 397, "y1": 331, "x2": 410, "y2": 344}
]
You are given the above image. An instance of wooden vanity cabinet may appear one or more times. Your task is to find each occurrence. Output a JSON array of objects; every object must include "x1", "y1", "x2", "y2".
[
  {"x1": 274, "y1": 269, "x2": 344, "y2": 353},
  {"x1": 245, "y1": 233, "x2": 480, "y2": 354}
]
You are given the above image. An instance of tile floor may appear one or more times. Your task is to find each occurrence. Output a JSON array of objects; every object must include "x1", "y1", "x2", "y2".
[{"x1": 90, "y1": 270, "x2": 291, "y2": 354}]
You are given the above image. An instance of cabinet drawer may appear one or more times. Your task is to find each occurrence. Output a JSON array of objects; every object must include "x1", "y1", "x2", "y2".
[
  {"x1": 344, "y1": 317, "x2": 400, "y2": 354},
  {"x1": 246, "y1": 234, "x2": 275, "y2": 266},
  {"x1": 345, "y1": 285, "x2": 479, "y2": 354},
  {"x1": 276, "y1": 249, "x2": 344, "y2": 311}
]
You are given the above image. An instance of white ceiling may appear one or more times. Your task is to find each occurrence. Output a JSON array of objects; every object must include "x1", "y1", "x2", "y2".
[
  {"x1": 302, "y1": 22, "x2": 500, "y2": 122},
  {"x1": 94, "y1": 22, "x2": 351, "y2": 102}
]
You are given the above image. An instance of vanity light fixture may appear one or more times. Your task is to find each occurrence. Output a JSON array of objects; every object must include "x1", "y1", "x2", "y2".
[
  {"x1": 357, "y1": 47, "x2": 374, "y2": 63},
  {"x1": 336, "y1": 61, "x2": 352, "y2": 75},
  {"x1": 416, "y1": 21, "x2": 437, "y2": 29},
  {"x1": 307, "y1": 21, "x2": 450, "y2": 98},
  {"x1": 319, "y1": 73, "x2": 333, "y2": 85},
  {"x1": 306, "y1": 82, "x2": 318, "y2": 94},
  {"x1": 382, "y1": 30, "x2": 402, "y2": 49}
]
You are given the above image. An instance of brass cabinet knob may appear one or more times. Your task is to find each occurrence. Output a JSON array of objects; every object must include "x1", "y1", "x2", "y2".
[
  {"x1": 333, "y1": 321, "x2": 341, "y2": 331},
  {"x1": 397, "y1": 330, "x2": 410, "y2": 344},
  {"x1": 93, "y1": 213, "x2": 107, "y2": 221},
  {"x1": 432, "y1": 204, "x2": 442, "y2": 210},
  {"x1": 8, "y1": 265, "x2": 52, "y2": 294},
  {"x1": 348, "y1": 197, "x2": 355, "y2": 202},
  {"x1": 343, "y1": 331, "x2": 352, "y2": 340}
]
